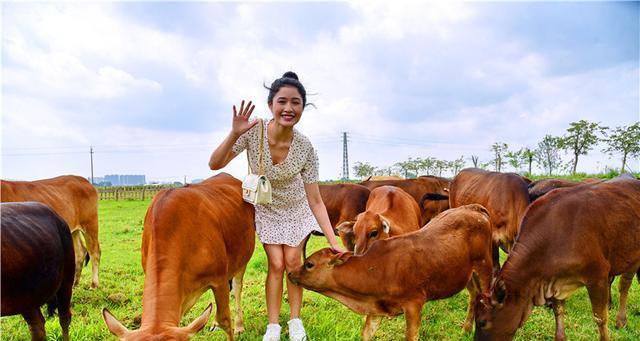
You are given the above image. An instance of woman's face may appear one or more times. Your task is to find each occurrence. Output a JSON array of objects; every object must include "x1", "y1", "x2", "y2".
[{"x1": 269, "y1": 85, "x2": 304, "y2": 128}]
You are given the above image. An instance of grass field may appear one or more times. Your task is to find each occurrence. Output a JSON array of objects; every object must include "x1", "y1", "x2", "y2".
[{"x1": 1, "y1": 199, "x2": 638, "y2": 340}]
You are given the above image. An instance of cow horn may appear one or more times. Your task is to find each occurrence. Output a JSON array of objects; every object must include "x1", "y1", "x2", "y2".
[{"x1": 102, "y1": 308, "x2": 130, "y2": 339}]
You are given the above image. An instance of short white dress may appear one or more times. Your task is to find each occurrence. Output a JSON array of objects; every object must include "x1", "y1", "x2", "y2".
[{"x1": 232, "y1": 119, "x2": 322, "y2": 246}]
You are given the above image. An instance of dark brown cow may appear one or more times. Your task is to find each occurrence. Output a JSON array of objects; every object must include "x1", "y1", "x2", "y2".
[
  {"x1": 103, "y1": 173, "x2": 255, "y2": 341},
  {"x1": 319, "y1": 183, "x2": 370, "y2": 249},
  {"x1": 474, "y1": 176, "x2": 640, "y2": 341},
  {"x1": 1, "y1": 202, "x2": 75, "y2": 341},
  {"x1": 289, "y1": 204, "x2": 494, "y2": 341},
  {"x1": 359, "y1": 176, "x2": 451, "y2": 225},
  {"x1": 449, "y1": 168, "x2": 530, "y2": 272},
  {"x1": 1, "y1": 175, "x2": 100, "y2": 288},
  {"x1": 337, "y1": 186, "x2": 421, "y2": 255},
  {"x1": 527, "y1": 178, "x2": 603, "y2": 201}
]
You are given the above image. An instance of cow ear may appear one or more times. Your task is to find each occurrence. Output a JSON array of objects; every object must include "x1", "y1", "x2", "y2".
[
  {"x1": 183, "y1": 304, "x2": 212, "y2": 337},
  {"x1": 493, "y1": 278, "x2": 507, "y2": 305},
  {"x1": 336, "y1": 221, "x2": 355, "y2": 235},
  {"x1": 328, "y1": 252, "x2": 353, "y2": 267},
  {"x1": 379, "y1": 215, "x2": 391, "y2": 234},
  {"x1": 102, "y1": 308, "x2": 130, "y2": 339}
]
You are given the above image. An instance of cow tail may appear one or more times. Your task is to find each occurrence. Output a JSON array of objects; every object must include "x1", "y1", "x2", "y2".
[{"x1": 46, "y1": 297, "x2": 58, "y2": 318}]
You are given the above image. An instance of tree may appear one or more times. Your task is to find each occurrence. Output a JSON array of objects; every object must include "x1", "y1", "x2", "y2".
[
  {"x1": 558, "y1": 120, "x2": 606, "y2": 175},
  {"x1": 394, "y1": 161, "x2": 412, "y2": 178},
  {"x1": 491, "y1": 142, "x2": 509, "y2": 172},
  {"x1": 535, "y1": 135, "x2": 562, "y2": 176},
  {"x1": 505, "y1": 150, "x2": 523, "y2": 172},
  {"x1": 519, "y1": 147, "x2": 535, "y2": 176},
  {"x1": 434, "y1": 159, "x2": 448, "y2": 176},
  {"x1": 451, "y1": 156, "x2": 466, "y2": 175},
  {"x1": 353, "y1": 162, "x2": 376, "y2": 179},
  {"x1": 470, "y1": 155, "x2": 479, "y2": 168},
  {"x1": 602, "y1": 122, "x2": 640, "y2": 172},
  {"x1": 419, "y1": 157, "x2": 437, "y2": 175}
]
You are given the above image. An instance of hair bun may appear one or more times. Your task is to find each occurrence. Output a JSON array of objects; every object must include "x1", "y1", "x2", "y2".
[{"x1": 282, "y1": 71, "x2": 299, "y2": 80}]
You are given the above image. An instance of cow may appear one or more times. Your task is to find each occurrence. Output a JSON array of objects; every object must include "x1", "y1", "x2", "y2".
[
  {"x1": 289, "y1": 204, "x2": 494, "y2": 341},
  {"x1": 473, "y1": 176, "x2": 640, "y2": 341},
  {"x1": 102, "y1": 173, "x2": 255, "y2": 341},
  {"x1": 336, "y1": 185, "x2": 421, "y2": 255},
  {"x1": 1, "y1": 202, "x2": 75, "y2": 341},
  {"x1": 319, "y1": 183, "x2": 370, "y2": 248},
  {"x1": 527, "y1": 178, "x2": 603, "y2": 201},
  {"x1": 1, "y1": 175, "x2": 101, "y2": 288},
  {"x1": 359, "y1": 176, "x2": 451, "y2": 225},
  {"x1": 449, "y1": 168, "x2": 530, "y2": 273}
]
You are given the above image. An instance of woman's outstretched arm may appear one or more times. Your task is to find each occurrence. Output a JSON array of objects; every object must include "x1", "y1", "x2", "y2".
[{"x1": 209, "y1": 100, "x2": 258, "y2": 170}]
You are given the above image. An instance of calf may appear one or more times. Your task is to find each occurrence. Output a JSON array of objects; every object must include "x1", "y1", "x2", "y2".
[
  {"x1": 449, "y1": 168, "x2": 530, "y2": 273},
  {"x1": 474, "y1": 176, "x2": 640, "y2": 341},
  {"x1": 1, "y1": 175, "x2": 101, "y2": 288},
  {"x1": 337, "y1": 186, "x2": 421, "y2": 255},
  {"x1": 102, "y1": 173, "x2": 255, "y2": 341},
  {"x1": 319, "y1": 183, "x2": 370, "y2": 249},
  {"x1": 1, "y1": 202, "x2": 75, "y2": 341},
  {"x1": 290, "y1": 204, "x2": 494, "y2": 341},
  {"x1": 359, "y1": 176, "x2": 451, "y2": 225}
]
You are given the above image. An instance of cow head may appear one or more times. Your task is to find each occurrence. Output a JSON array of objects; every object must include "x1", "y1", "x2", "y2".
[
  {"x1": 352, "y1": 212, "x2": 391, "y2": 255},
  {"x1": 336, "y1": 221, "x2": 356, "y2": 251},
  {"x1": 288, "y1": 248, "x2": 352, "y2": 291},
  {"x1": 102, "y1": 304, "x2": 211, "y2": 341},
  {"x1": 473, "y1": 277, "x2": 529, "y2": 341}
]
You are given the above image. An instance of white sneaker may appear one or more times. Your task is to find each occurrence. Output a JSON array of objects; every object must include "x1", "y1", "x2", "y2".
[
  {"x1": 288, "y1": 318, "x2": 307, "y2": 341},
  {"x1": 262, "y1": 323, "x2": 281, "y2": 341}
]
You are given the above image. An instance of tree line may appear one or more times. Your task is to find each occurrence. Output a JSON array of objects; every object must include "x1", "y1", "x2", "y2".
[{"x1": 353, "y1": 120, "x2": 639, "y2": 179}]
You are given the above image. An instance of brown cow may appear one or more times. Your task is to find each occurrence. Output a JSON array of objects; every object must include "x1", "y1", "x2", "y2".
[
  {"x1": 102, "y1": 173, "x2": 255, "y2": 341},
  {"x1": 1, "y1": 175, "x2": 101, "y2": 288},
  {"x1": 337, "y1": 185, "x2": 421, "y2": 255},
  {"x1": 474, "y1": 176, "x2": 640, "y2": 341},
  {"x1": 1, "y1": 202, "x2": 75, "y2": 341},
  {"x1": 527, "y1": 178, "x2": 603, "y2": 201},
  {"x1": 359, "y1": 176, "x2": 451, "y2": 225},
  {"x1": 449, "y1": 168, "x2": 530, "y2": 273},
  {"x1": 289, "y1": 204, "x2": 494, "y2": 341},
  {"x1": 319, "y1": 183, "x2": 370, "y2": 249}
]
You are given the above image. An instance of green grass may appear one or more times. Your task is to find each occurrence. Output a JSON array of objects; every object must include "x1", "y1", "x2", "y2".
[{"x1": 1, "y1": 199, "x2": 638, "y2": 340}]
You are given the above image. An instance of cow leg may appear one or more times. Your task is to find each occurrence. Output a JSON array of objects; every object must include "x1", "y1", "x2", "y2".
[
  {"x1": 362, "y1": 315, "x2": 382, "y2": 341},
  {"x1": 212, "y1": 282, "x2": 234, "y2": 341},
  {"x1": 403, "y1": 303, "x2": 423, "y2": 341},
  {"x1": 550, "y1": 298, "x2": 566, "y2": 341},
  {"x1": 615, "y1": 272, "x2": 634, "y2": 329},
  {"x1": 491, "y1": 242, "x2": 501, "y2": 276},
  {"x1": 71, "y1": 230, "x2": 85, "y2": 286},
  {"x1": 22, "y1": 309, "x2": 46, "y2": 341},
  {"x1": 81, "y1": 220, "x2": 101, "y2": 288},
  {"x1": 586, "y1": 280, "x2": 611, "y2": 341},
  {"x1": 232, "y1": 267, "x2": 247, "y2": 334},
  {"x1": 462, "y1": 280, "x2": 478, "y2": 332}
]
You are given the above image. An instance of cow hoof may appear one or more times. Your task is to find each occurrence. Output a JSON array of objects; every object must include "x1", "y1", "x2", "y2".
[
  {"x1": 210, "y1": 325, "x2": 221, "y2": 332},
  {"x1": 234, "y1": 326, "x2": 244, "y2": 335},
  {"x1": 615, "y1": 317, "x2": 627, "y2": 329},
  {"x1": 91, "y1": 282, "x2": 99, "y2": 289},
  {"x1": 462, "y1": 322, "x2": 473, "y2": 333}
]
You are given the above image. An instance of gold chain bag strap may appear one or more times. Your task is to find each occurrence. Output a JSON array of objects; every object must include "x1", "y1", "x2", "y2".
[{"x1": 242, "y1": 119, "x2": 273, "y2": 205}]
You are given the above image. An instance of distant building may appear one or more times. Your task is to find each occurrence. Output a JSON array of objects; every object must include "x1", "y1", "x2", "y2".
[{"x1": 103, "y1": 174, "x2": 146, "y2": 186}]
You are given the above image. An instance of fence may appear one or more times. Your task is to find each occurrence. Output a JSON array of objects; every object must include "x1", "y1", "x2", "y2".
[{"x1": 97, "y1": 185, "x2": 179, "y2": 201}]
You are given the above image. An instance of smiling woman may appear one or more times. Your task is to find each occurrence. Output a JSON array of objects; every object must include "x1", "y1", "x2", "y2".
[{"x1": 208, "y1": 71, "x2": 345, "y2": 341}]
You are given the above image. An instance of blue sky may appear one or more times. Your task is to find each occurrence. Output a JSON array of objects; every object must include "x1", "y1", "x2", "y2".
[{"x1": 2, "y1": 1, "x2": 639, "y2": 183}]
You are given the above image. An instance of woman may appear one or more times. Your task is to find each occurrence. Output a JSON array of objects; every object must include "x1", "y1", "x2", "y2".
[{"x1": 209, "y1": 71, "x2": 344, "y2": 341}]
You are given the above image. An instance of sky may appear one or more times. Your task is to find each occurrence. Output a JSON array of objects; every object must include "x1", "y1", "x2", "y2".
[{"x1": 2, "y1": 1, "x2": 639, "y2": 183}]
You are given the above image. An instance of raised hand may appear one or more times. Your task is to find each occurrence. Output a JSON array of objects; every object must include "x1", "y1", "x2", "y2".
[{"x1": 231, "y1": 100, "x2": 258, "y2": 136}]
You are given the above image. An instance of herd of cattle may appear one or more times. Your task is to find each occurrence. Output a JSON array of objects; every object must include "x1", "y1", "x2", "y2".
[{"x1": 1, "y1": 168, "x2": 638, "y2": 340}]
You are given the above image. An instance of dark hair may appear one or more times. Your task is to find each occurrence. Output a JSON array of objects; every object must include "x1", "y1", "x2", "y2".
[{"x1": 265, "y1": 71, "x2": 309, "y2": 107}]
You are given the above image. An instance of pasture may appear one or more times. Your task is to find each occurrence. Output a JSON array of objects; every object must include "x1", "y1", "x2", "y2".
[{"x1": 1, "y1": 199, "x2": 639, "y2": 340}]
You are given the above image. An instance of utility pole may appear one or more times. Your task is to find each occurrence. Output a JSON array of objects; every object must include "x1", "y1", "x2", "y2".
[
  {"x1": 342, "y1": 132, "x2": 349, "y2": 180},
  {"x1": 184, "y1": 175, "x2": 187, "y2": 185},
  {"x1": 90, "y1": 146, "x2": 94, "y2": 185}
]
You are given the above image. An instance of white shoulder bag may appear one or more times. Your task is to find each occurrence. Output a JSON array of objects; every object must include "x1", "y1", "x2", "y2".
[{"x1": 242, "y1": 119, "x2": 272, "y2": 205}]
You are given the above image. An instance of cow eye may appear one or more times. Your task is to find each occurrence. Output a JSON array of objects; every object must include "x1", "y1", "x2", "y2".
[
  {"x1": 304, "y1": 261, "x2": 314, "y2": 269},
  {"x1": 369, "y1": 230, "x2": 379, "y2": 238}
]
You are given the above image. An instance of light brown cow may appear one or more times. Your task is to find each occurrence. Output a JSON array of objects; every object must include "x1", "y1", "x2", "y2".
[
  {"x1": 474, "y1": 176, "x2": 640, "y2": 341},
  {"x1": 449, "y1": 168, "x2": 530, "y2": 273},
  {"x1": 319, "y1": 183, "x2": 370, "y2": 250},
  {"x1": 289, "y1": 204, "x2": 494, "y2": 341},
  {"x1": 359, "y1": 176, "x2": 451, "y2": 225},
  {"x1": 102, "y1": 173, "x2": 255, "y2": 341},
  {"x1": 337, "y1": 185, "x2": 421, "y2": 255},
  {"x1": 1, "y1": 175, "x2": 100, "y2": 288}
]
